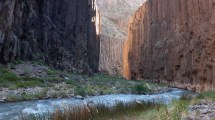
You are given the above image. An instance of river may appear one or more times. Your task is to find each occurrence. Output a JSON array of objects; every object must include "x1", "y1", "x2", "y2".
[{"x1": 0, "y1": 88, "x2": 194, "y2": 120}]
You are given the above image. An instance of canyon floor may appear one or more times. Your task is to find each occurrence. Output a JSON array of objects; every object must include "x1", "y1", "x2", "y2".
[
  {"x1": 0, "y1": 61, "x2": 214, "y2": 120},
  {"x1": 0, "y1": 61, "x2": 166, "y2": 102}
]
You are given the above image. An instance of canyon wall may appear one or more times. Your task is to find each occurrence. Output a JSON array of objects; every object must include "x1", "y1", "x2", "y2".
[
  {"x1": 123, "y1": 0, "x2": 215, "y2": 91},
  {"x1": 0, "y1": 0, "x2": 100, "y2": 72},
  {"x1": 97, "y1": 0, "x2": 145, "y2": 75}
]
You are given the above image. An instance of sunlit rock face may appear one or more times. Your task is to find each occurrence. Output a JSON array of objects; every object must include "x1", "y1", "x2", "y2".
[
  {"x1": 123, "y1": 0, "x2": 215, "y2": 91},
  {"x1": 97, "y1": 0, "x2": 146, "y2": 75},
  {"x1": 0, "y1": 0, "x2": 100, "y2": 72}
]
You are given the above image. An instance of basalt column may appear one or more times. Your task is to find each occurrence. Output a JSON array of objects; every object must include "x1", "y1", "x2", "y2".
[
  {"x1": 123, "y1": 0, "x2": 215, "y2": 91},
  {"x1": 0, "y1": 0, "x2": 100, "y2": 72}
]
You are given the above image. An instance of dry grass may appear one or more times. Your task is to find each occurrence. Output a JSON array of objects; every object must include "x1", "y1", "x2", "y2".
[{"x1": 22, "y1": 101, "x2": 156, "y2": 120}]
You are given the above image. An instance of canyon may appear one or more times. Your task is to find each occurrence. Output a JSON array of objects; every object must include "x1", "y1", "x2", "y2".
[
  {"x1": 123, "y1": 0, "x2": 215, "y2": 91},
  {"x1": 0, "y1": 1, "x2": 215, "y2": 119},
  {"x1": 0, "y1": 0, "x2": 215, "y2": 92}
]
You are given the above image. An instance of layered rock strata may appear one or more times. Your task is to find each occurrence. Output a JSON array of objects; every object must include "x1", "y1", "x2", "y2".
[
  {"x1": 123, "y1": 0, "x2": 215, "y2": 91},
  {"x1": 0, "y1": 0, "x2": 100, "y2": 72}
]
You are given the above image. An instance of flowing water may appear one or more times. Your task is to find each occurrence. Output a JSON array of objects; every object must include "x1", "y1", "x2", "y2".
[{"x1": 0, "y1": 88, "x2": 194, "y2": 120}]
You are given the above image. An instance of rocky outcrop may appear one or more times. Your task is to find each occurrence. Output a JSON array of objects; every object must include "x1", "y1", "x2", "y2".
[
  {"x1": 0, "y1": 0, "x2": 100, "y2": 72},
  {"x1": 97, "y1": 0, "x2": 145, "y2": 75},
  {"x1": 123, "y1": 0, "x2": 215, "y2": 91}
]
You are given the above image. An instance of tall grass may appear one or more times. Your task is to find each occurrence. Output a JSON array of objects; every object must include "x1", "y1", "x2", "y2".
[
  {"x1": 22, "y1": 101, "x2": 157, "y2": 120},
  {"x1": 124, "y1": 99, "x2": 190, "y2": 120}
]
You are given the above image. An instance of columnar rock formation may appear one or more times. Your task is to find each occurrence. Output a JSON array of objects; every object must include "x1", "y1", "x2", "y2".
[
  {"x1": 123, "y1": 0, "x2": 215, "y2": 91},
  {"x1": 0, "y1": 0, "x2": 100, "y2": 72},
  {"x1": 97, "y1": 0, "x2": 146, "y2": 75}
]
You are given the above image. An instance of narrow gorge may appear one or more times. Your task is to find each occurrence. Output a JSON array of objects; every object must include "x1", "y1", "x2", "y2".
[
  {"x1": 1, "y1": 0, "x2": 215, "y2": 92},
  {"x1": 0, "y1": 0, "x2": 215, "y2": 119}
]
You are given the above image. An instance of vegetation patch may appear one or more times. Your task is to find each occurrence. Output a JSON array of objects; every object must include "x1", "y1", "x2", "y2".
[
  {"x1": 132, "y1": 84, "x2": 151, "y2": 94},
  {"x1": 0, "y1": 62, "x2": 168, "y2": 102},
  {"x1": 197, "y1": 91, "x2": 215, "y2": 100},
  {"x1": 74, "y1": 86, "x2": 86, "y2": 96},
  {"x1": 90, "y1": 74, "x2": 125, "y2": 82},
  {"x1": 0, "y1": 68, "x2": 20, "y2": 82},
  {"x1": 46, "y1": 68, "x2": 58, "y2": 75},
  {"x1": 6, "y1": 88, "x2": 48, "y2": 102},
  {"x1": 21, "y1": 101, "x2": 157, "y2": 120}
]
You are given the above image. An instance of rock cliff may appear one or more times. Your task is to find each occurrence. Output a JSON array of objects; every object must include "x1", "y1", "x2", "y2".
[
  {"x1": 123, "y1": 0, "x2": 215, "y2": 91},
  {"x1": 0, "y1": 0, "x2": 100, "y2": 72},
  {"x1": 97, "y1": 0, "x2": 145, "y2": 75}
]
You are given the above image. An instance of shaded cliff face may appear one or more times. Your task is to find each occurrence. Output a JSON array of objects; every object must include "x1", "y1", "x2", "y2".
[
  {"x1": 123, "y1": 0, "x2": 215, "y2": 91},
  {"x1": 0, "y1": 0, "x2": 100, "y2": 72},
  {"x1": 97, "y1": 0, "x2": 146, "y2": 75}
]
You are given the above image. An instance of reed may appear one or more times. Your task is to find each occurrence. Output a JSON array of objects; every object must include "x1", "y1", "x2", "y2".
[{"x1": 22, "y1": 101, "x2": 156, "y2": 120}]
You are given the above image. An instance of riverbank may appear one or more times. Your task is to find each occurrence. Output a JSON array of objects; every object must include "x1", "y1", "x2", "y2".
[
  {"x1": 0, "y1": 61, "x2": 214, "y2": 120},
  {"x1": 1, "y1": 90, "x2": 214, "y2": 120},
  {"x1": 0, "y1": 61, "x2": 167, "y2": 102},
  {"x1": 109, "y1": 91, "x2": 215, "y2": 120},
  {"x1": 0, "y1": 88, "x2": 190, "y2": 120}
]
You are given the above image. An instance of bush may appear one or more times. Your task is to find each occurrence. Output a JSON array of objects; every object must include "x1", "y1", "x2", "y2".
[
  {"x1": 197, "y1": 91, "x2": 215, "y2": 100},
  {"x1": 7, "y1": 94, "x2": 23, "y2": 102},
  {"x1": 46, "y1": 69, "x2": 57, "y2": 75},
  {"x1": 74, "y1": 86, "x2": 86, "y2": 96},
  {"x1": 65, "y1": 80, "x2": 77, "y2": 85},
  {"x1": 0, "y1": 68, "x2": 20, "y2": 82},
  {"x1": 0, "y1": 67, "x2": 47, "y2": 89},
  {"x1": 7, "y1": 88, "x2": 48, "y2": 101},
  {"x1": 133, "y1": 84, "x2": 151, "y2": 94}
]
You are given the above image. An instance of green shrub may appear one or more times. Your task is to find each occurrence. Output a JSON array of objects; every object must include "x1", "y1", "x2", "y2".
[
  {"x1": 3, "y1": 73, "x2": 19, "y2": 82},
  {"x1": 46, "y1": 77, "x2": 62, "y2": 83},
  {"x1": 7, "y1": 88, "x2": 48, "y2": 101},
  {"x1": 47, "y1": 69, "x2": 57, "y2": 75},
  {"x1": 0, "y1": 78, "x2": 8, "y2": 87},
  {"x1": 22, "y1": 76, "x2": 43, "y2": 82},
  {"x1": 197, "y1": 91, "x2": 215, "y2": 100},
  {"x1": 0, "y1": 68, "x2": 46, "y2": 88},
  {"x1": 15, "y1": 81, "x2": 41, "y2": 88},
  {"x1": 85, "y1": 86, "x2": 94, "y2": 95},
  {"x1": 0, "y1": 68, "x2": 20, "y2": 82},
  {"x1": 22, "y1": 94, "x2": 37, "y2": 100},
  {"x1": 74, "y1": 86, "x2": 86, "y2": 96},
  {"x1": 0, "y1": 67, "x2": 9, "y2": 74},
  {"x1": 49, "y1": 91, "x2": 67, "y2": 98},
  {"x1": 14, "y1": 77, "x2": 44, "y2": 88},
  {"x1": 35, "y1": 88, "x2": 48, "y2": 99},
  {"x1": 65, "y1": 80, "x2": 77, "y2": 85},
  {"x1": 7, "y1": 94, "x2": 23, "y2": 102},
  {"x1": 133, "y1": 84, "x2": 151, "y2": 94}
]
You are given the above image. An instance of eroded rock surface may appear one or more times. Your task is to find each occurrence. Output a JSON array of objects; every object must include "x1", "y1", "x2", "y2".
[
  {"x1": 123, "y1": 0, "x2": 215, "y2": 91},
  {"x1": 0, "y1": 0, "x2": 100, "y2": 72},
  {"x1": 97, "y1": 0, "x2": 146, "y2": 75},
  {"x1": 186, "y1": 100, "x2": 215, "y2": 120}
]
